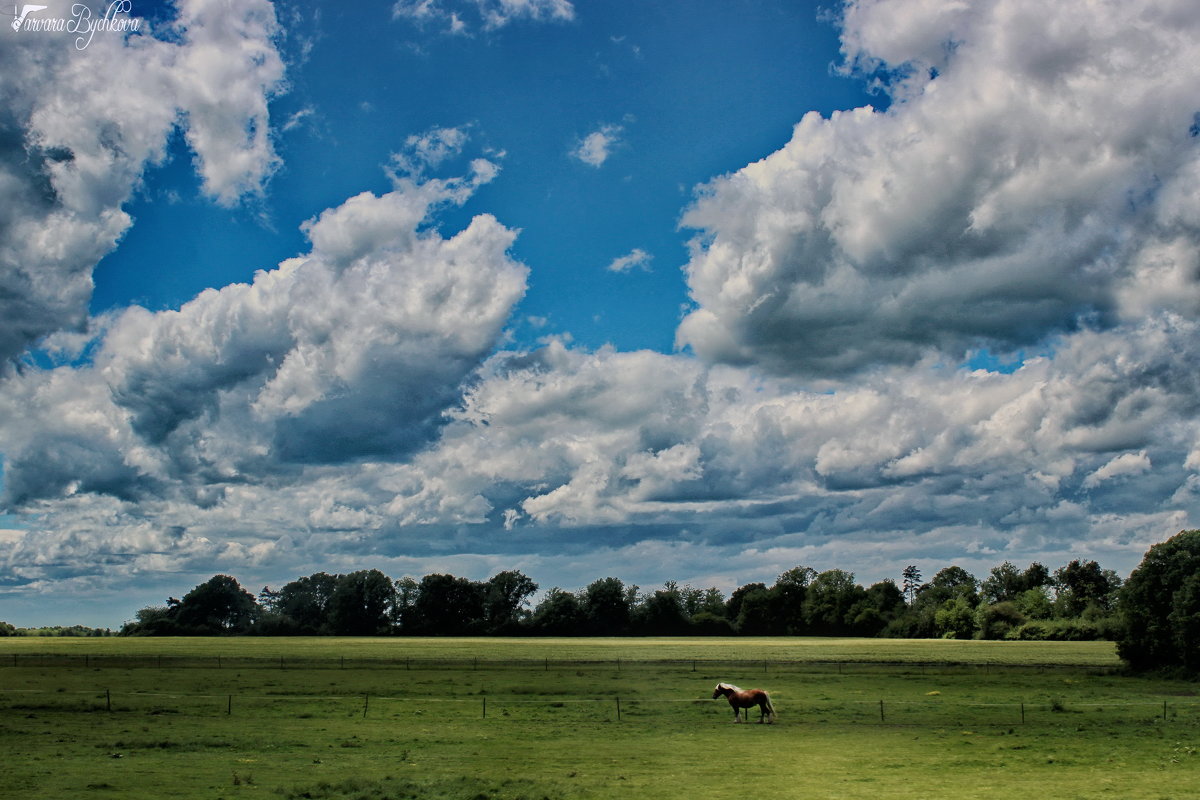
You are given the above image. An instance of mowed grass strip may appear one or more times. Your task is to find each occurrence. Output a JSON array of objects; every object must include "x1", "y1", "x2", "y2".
[{"x1": 0, "y1": 635, "x2": 1121, "y2": 668}]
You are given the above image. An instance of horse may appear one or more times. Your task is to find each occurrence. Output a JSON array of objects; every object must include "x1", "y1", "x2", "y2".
[{"x1": 712, "y1": 682, "x2": 776, "y2": 723}]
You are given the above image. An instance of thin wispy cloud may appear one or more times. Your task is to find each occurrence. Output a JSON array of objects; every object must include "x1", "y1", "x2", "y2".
[
  {"x1": 393, "y1": 0, "x2": 573, "y2": 33},
  {"x1": 606, "y1": 248, "x2": 651, "y2": 273}
]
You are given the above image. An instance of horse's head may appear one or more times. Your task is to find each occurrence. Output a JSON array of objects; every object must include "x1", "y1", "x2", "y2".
[{"x1": 712, "y1": 683, "x2": 729, "y2": 699}]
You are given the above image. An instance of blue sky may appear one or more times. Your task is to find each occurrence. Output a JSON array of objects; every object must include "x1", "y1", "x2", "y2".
[
  {"x1": 94, "y1": 0, "x2": 875, "y2": 354},
  {"x1": 3, "y1": 0, "x2": 1200, "y2": 627}
]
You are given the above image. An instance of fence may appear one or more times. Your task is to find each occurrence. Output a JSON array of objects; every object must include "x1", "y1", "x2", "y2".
[
  {"x1": 2, "y1": 687, "x2": 1194, "y2": 727},
  {"x1": 7, "y1": 653, "x2": 1181, "y2": 727}
]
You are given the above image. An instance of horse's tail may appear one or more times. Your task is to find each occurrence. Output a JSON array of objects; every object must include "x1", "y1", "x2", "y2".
[{"x1": 763, "y1": 691, "x2": 776, "y2": 721}]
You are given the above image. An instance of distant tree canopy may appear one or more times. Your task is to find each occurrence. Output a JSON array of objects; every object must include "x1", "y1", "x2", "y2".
[
  {"x1": 0, "y1": 623, "x2": 112, "y2": 637},
  {"x1": 118, "y1": 534, "x2": 1200, "y2": 675}
]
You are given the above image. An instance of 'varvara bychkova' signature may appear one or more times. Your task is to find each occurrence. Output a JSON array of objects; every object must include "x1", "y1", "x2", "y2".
[{"x1": 11, "y1": 2, "x2": 142, "y2": 50}]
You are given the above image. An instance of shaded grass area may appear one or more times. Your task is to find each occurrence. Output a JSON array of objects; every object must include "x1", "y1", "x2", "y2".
[{"x1": 3, "y1": 639, "x2": 1196, "y2": 800}]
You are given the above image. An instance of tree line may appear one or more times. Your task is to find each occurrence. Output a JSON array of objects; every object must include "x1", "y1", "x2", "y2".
[
  {"x1": 2, "y1": 531, "x2": 1192, "y2": 670},
  {"x1": 111, "y1": 529, "x2": 1200, "y2": 672},
  {"x1": 119, "y1": 560, "x2": 1120, "y2": 641},
  {"x1": 0, "y1": 623, "x2": 114, "y2": 637}
]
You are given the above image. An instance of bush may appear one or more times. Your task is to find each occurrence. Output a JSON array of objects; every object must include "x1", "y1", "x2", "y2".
[
  {"x1": 934, "y1": 597, "x2": 977, "y2": 639},
  {"x1": 1008, "y1": 618, "x2": 1114, "y2": 641},
  {"x1": 690, "y1": 611, "x2": 735, "y2": 635},
  {"x1": 975, "y1": 602, "x2": 1026, "y2": 640}
]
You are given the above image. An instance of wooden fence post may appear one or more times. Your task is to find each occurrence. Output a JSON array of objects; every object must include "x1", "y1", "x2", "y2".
[
  {"x1": 879, "y1": 700, "x2": 885, "y2": 723},
  {"x1": 616, "y1": 697, "x2": 622, "y2": 721}
]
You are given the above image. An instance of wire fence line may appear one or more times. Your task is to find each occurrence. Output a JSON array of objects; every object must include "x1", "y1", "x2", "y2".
[
  {"x1": 0, "y1": 653, "x2": 1122, "y2": 675},
  {"x1": 2, "y1": 686, "x2": 1193, "y2": 726}
]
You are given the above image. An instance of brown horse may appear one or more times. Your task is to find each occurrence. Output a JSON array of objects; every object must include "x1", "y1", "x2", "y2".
[{"x1": 712, "y1": 682, "x2": 776, "y2": 723}]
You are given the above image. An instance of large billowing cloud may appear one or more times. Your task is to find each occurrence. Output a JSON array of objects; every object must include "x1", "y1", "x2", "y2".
[
  {"x1": 677, "y1": 0, "x2": 1200, "y2": 377},
  {"x1": 0, "y1": 153, "x2": 524, "y2": 509},
  {"x1": 13, "y1": 310, "x2": 1192, "y2": 598},
  {"x1": 0, "y1": 0, "x2": 284, "y2": 365}
]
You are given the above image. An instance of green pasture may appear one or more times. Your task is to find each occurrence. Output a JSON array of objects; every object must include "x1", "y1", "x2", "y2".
[
  {"x1": 0, "y1": 635, "x2": 1121, "y2": 666},
  {"x1": 2, "y1": 638, "x2": 1196, "y2": 800}
]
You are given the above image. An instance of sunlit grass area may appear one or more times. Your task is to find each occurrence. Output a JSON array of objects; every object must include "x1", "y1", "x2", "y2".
[
  {"x1": 5, "y1": 637, "x2": 1192, "y2": 800},
  {"x1": 0, "y1": 635, "x2": 1120, "y2": 666}
]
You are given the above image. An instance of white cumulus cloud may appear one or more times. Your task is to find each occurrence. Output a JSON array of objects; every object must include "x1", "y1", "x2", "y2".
[
  {"x1": 677, "y1": 0, "x2": 1200, "y2": 377},
  {"x1": 571, "y1": 124, "x2": 623, "y2": 168},
  {"x1": 0, "y1": 0, "x2": 285, "y2": 364}
]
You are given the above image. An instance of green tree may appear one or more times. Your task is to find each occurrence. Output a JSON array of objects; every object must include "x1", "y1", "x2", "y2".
[
  {"x1": 174, "y1": 575, "x2": 260, "y2": 634},
  {"x1": 901, "y1": 565, "x2": 922, "y2": 605},
  {"x1": 531, "y1": 588, "x2": 586, "y2": 634},
  {"x1": 328, "y1": 570, "x2": 396, "y2": 635},
  {"x1": 484, "y1": 570, "x2": 538, "y2": 633},
  {"x1": 888, "y1": 566, "x2": 978, "y2": 638},
  {"x1": 848, "y1": 580, "x2": 905, "y2": 635},
  {"x1": 1053, "y1": 559, "x2": 1119, "y2": 617},
  {"x1": 726, "y1": 582, "x2": 768, "y2": 631},
  {"x1": 408, "y1": 573, "x2": 485, "y2": 635},
  {"x1": 393, "y1": 576, "x2": 419, "y2": 630},
  {"x1": 929, "y1": 566, "x2": 978, "y2": 600},
  {"x1": 0, "y1": 621, "x2": 15, "y2": 636},
  {"x1": 803, "y1": 569, "x2": 867, "y2": 636},
  {"x1": 582, "y1": 577, "x2": 632, "y2": 634},
  {"x1": 1118, "y1": 530, "x2": 1200, "y2": 672},
  {"x1": 269, "y1": 572, "x2": 340, "y2": 633},
  {"x1": 1022, "y1": 562, "x2": 1051, "y2": 591},
  {"x1": 678, "y1": 585, "x2": 725, "y2": 618},
  {"x1": 732, "y1": 584, "x2": 773, "y2": 634},
  {"x1": 1015, "y1": 587, "x2": 1053, "y2": 620},
  {"x1": 635, "y1": 585, "x2": 691, "y2": 635},
  {"x1": 935, "y1": 596, "x2": 977, "y2": 639},
  {"x1": 120, "y1": 605, "x2": 178, "y2": 636},
  {"x1": 771, "y1": 566, "x2": 817, "y2": 634},
  {"x1": 981, "y1": 562, "x2": 1023, "y2": 603}
]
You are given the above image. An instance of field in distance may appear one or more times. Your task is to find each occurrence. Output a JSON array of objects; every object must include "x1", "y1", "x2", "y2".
[
  {"x1": 4, "y1": 637, "x2": 1196, "y2": 800},
  {"x1": 0, "y1": 635, "x2": 1121, "y2": 667}
]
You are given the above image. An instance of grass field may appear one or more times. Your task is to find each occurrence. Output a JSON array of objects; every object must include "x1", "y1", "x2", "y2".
[{"x1": 2, "y1": 637, "x2": 1197, "y2": 799}]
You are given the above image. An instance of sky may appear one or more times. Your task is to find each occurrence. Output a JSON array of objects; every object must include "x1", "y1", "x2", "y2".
[{"x1": 2, "y1": 0, "x2": 1200, "y2": 628}]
